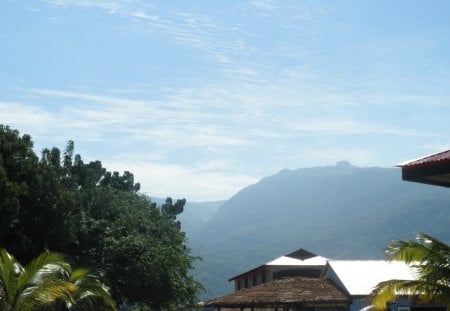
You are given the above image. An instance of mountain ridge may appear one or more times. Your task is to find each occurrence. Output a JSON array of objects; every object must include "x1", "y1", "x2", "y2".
[{"x1": 185, "y1": 162, "x2": 450, "y2": 299}]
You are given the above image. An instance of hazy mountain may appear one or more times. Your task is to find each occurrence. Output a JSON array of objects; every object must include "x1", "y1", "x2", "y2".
[
  {"x1": 188, "y1": 162, "x2": 450, "y2": 300},
  {"x1": 150, "y1": 197, "x2": 224, "y2": 236},
  {"x1": 178, "y1": 200, "x2": 225, "y2": 236}
]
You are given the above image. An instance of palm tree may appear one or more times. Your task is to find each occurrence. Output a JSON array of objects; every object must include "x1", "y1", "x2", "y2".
[
  {"x1": 371, "y1": 232, "x2": 450, "y2": 310},
  {"x1": 0, "y1": 248, "x2": 116, "y2": 311},
  {"x1": 48, "y1": 267, "x2": 116, "y2": 311},
  {"x1": 0, "y1": 248, "x2": 76, "y2": 311}
]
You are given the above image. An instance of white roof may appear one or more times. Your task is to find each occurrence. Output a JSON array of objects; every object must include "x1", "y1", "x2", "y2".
[
  {"x1": 266, "y1": 255, "x2": 328, "y2": 266},
  {"x1": 327, "y1": 260, "x2": 418, "y2": 296}
]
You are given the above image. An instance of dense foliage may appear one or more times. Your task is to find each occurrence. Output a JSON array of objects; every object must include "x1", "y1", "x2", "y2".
[
  {"x1": 371, "y1": 232, "x2": 450, "y2": 310},
  {"x1": 0, "y1": 125, "x2": 202, "y2": 309}
]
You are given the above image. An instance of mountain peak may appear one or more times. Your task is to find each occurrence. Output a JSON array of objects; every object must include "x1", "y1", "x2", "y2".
[{"x1": 336, "y1": 160, "x2": 353, "y2": 168}]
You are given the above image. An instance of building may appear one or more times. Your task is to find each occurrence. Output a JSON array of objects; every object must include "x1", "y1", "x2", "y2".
[{"x1": 205, "y1": 246, "x2": 422, "y2": 311}]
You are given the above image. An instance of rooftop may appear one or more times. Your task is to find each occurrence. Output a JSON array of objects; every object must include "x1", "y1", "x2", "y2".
[
  {"x1": 397, "y1": 150, "x2": 450, "y2": 187},
  {"x1": 266, "y1": 255, "x2": 328, "y2": 266},
  {"x1": 325, "y1": 260, "x2": 417, "y2": 296},
  {"x1": 204, "y1": 277, "x2": 349, "y2": 308},
  {"x1": 229, "y1": 248, "x2": 328, "y2": 281},
  {"x1": 397, "y1": 149, "x2": 450, "y2": 168}
]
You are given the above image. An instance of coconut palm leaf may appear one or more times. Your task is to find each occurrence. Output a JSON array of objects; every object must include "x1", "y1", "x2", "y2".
[
  {"x1": 371, "y1": 233, "x2": 450, "y2": 310},
  {"x1": 16, "y1": 251, "x2": 71, "y2": 294},
  {"x1": 0, "y1": 248, "x2": 24, "y2": 306},
  {"x1": 14, "y1": 278, "x2": 76, "y2": 311},
  {"x1": 67, "y1": 268, "x2": 116, "y2": 311},
  {"x1": 47, "y1": 267, "x2": 116, "y2": 311},
  {"x1": 0, "y1": 248, "x2": 76, "y2": 311}
]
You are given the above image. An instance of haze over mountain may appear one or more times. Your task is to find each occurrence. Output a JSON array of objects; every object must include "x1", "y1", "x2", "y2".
[
  {"x1": 149, "y1": 198, "x2": 224, "y2": 236},
  {"x1": 183, "y1": 162, "x2": 450, "y2": 299},
  {"x1": 178, "y1": 201, "x2": 225, "y2": 236}
]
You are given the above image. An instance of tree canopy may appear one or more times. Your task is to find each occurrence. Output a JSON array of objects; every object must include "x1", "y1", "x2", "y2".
[{"x1": 0, "y1": 125, "x2": 202, "y2": 309}]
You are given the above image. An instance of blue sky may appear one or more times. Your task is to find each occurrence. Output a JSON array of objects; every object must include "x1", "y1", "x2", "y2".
[{"x1": 1, "y1": 0, "x2": 450, "y2": 201}]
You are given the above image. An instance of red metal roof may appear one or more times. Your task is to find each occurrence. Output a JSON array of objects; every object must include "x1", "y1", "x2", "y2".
[{"x1": 398, "y1": 150, "x2": 450, "y2": 168}]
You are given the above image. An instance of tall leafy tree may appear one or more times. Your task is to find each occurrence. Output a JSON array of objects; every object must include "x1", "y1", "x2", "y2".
[
  {"x1": 0, "y1": 126, "x2": 76, "y2": 262},
  {"x1": 371, "y1": 232, "x2": 450, "y2": 310},
  {"x1": 0, "y1": 125, "x2": 203, "y2": 308},
  {"x1": 101, "y1": 192, "x2": 202, "y2": 309}
]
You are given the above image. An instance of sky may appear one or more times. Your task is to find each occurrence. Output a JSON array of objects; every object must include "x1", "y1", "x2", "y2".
[{"x1": 1, "y1": 0, "x2": 450, "y2": 201}]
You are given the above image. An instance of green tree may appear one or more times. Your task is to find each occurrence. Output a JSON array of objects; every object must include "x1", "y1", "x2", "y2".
[
  {"x1": 0, "y1": 125, "x2": 203, "y2": 309},
  {"x1": 371, "y1": 232, "x2": 450, "y2": 310},
  {"x1": 100, "y1": 192, "x2": 202, "y2": 309},
  {"x1": 0, "y1": 126, "x2": 76, "y2": 262}
]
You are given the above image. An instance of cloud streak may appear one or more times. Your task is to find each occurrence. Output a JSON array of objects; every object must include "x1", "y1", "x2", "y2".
[{"x1": 102, "y1": 159, "x2": 258, "y2": 201}]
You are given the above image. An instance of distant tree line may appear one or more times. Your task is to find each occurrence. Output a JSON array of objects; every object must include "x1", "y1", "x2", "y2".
[{"x1": 0, "y1": 125, "x2": 203, "y2": 310}]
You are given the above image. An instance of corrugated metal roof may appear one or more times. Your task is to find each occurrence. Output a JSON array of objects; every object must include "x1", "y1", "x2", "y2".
[
  {"x1": 397, "y1": 149, "x2": 450, "y2": 168},
  {"x1": 327, "y1": 260, "x2": 418, "y2": 296},
  {"x1": 266, "y1": 255, "x2": 328, "y2": 266}
]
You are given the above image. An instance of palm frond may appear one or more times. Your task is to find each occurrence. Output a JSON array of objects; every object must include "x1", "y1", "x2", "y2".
[
  {"x1": 387, "y1": 233, "x2": 450, "y2": 265},
  {"x1": 374, "y1": 233, "x2": 450, "y2": 309},
  {"x1": 0, "y1": 248, "x2": 25, "y2": 305},
  {"x1": 68, "y1": 269, "x2": 116, "y2": 311},
  {"x1": 372, "y1": 279, "x2": 428, "y2": 311},
  {"x1": 16, "y1": 252, "x2": 71, "y2": 295},
  {"x1": 13, "y1": 278, "x2": 76, "y2": 311}
]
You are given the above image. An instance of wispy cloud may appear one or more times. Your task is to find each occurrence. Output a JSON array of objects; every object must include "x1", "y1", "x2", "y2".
[
  {"x1": 45, "y1": 0, "x2": 124, "y2": 13},
  {"x1": 0, "y1": 102, "x2": 54, "y2": 127},
  {"x1": 251, "y1": 0, "x2": 276, "y2": 11},
  {"x1": 102, "y1": 158, "x2": 258, "y2": 201},
  {"x1": 43, "y1": 0, "x2": 253, "y2": 65},
  {"x1": 27, "y1": 88, "x2": 256, "y2": 148},
  {"x1": 286, "y1": 119, "x2": 433, "y2": 137}
]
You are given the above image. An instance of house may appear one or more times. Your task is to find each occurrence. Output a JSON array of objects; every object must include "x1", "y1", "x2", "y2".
[
  {"x1": 228, "y1": 249, "x2": 328, "y2": 291},
  {"x1": 205, "y1": 247, "x2": 423, "y2": 311},
  {"x1": 205, "y1": 257, "x2": 425, "y2": 311}
]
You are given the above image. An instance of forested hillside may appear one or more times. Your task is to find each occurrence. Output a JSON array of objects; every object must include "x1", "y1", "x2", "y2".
[{"x1": 189, "y1": 161, "x2": 450, "y2": 299}]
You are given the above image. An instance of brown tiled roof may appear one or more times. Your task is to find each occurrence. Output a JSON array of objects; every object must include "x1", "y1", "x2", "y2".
[
  {"x1": 203, "y1": 277, "x2": 349, "y2": 308},
  {"x1": 398, "y1": 150, "x2": 450, "y2": 168}
]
